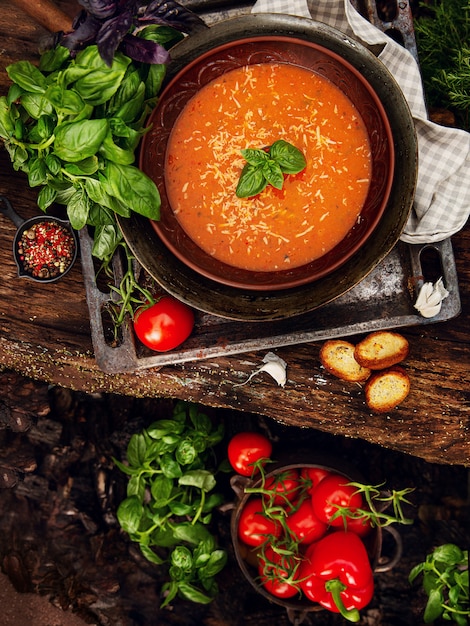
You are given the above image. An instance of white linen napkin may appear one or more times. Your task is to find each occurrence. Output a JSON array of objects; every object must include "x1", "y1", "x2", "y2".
[{"x1": 251, "y1": 0, "x2": 470, "y2": 243}]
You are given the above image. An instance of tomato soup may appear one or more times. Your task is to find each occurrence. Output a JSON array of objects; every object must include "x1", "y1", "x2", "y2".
[{"x1": 165, "y1": 62, "x2": 372, "y2": 272}]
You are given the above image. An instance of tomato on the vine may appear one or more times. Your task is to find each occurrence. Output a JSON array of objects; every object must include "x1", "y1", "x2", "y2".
[
  {"x1": 258, "y1": 545, "x2": 300, "y2": 599},
  {"x1": 228, "y1": 431, "x2": 272, "y2": 477},
  {"x1": 238, "y1": 497, "x2": 281, "y2": 547},
  {"x1": 312, "y1": 473, "x2": 364, "y2": 527},
  {"x1": 264, "y1": 468, "x2": 301, "y2": 505},
  {"x1": 285, "y1": 498, "x2": 328, "y2": 544},
  {"x1": 133, "y1": 296, "x2": 194, "y2": 352},
  {"x1": 300, "y1": 467, "x2": 331, "y2": 494}
]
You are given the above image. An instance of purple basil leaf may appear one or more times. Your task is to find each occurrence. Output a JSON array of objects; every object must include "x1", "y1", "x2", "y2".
[
  {"x1": 141, "y1": 0, "x2": 207, "y2": 34},
  {"x1": 78, "y1": 0, "x2": 118, "y2": 19},
  {"x1": 120, "y1": 33, "x2": 171, "y2": 64},
  {"x1": 96, "y1": 10, "x2": 134, "y2": 65},
  {"x1": 61, "y1": 14, "x2": 102, "y2": 50}
]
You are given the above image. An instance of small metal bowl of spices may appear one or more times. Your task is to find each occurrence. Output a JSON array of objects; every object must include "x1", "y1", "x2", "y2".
[{"x1": 0, "y1": 196, "x2": 77, "y2": 283}]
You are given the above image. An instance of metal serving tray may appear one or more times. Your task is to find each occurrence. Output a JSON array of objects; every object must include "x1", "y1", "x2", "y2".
[
  {"x1": 79, "y1": 0, "x2": 462, "y2": 374},
  {"x1": 79, "y1": 229, "x2": 460, "y2": 373}
]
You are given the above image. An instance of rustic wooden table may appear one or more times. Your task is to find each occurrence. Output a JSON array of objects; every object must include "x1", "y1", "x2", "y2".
[{"x1": 1, "y1": 0, "x2": 469, "y2": 468}]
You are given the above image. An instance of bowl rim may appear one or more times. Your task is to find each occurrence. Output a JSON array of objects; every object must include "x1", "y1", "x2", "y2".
[{"x1": 142, "y1": 32, "x2": 395, "y2": 291}]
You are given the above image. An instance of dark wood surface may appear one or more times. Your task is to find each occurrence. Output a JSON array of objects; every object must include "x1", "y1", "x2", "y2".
[{"x1": 1, "y1": 0, "x2": 469, "y2": 468}]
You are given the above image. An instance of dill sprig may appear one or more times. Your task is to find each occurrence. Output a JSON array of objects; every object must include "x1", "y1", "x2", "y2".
[{"x1": 414, "y1": 0, "x2": 470, "y2": 130}]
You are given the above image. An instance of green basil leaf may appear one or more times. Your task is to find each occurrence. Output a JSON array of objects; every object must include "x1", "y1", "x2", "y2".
[
  {"x1": 173, "y1": 522, "x2": 210, "y2": 546},
  {"x1": 127, "y1": 433, "x2": 147, "y2": 467},
  {"x1": 64, "y1": 156, "x2": 99, "y2": 176},
  {"x1": 37, "y1": 115, "x2": 55, "y2": 140},
  {"x1": 54, "y1": 118, "x2": 108, "y2": 162},
  {"x1": 168, "y1": 501, "x2": 193, "y2": 516},
  {"x1": 178, "y1": 470, "x2": 216, "y2": 492},
  {"x1": 103, "y1": 162, "x2": 160, "y2": 219},
  {"x1": 20, "y1": 93, "x2": 54, "y2": 120},
  {"x1": 37, "y1": 185, "x2": 57, "y2": 211},
  {"x1": 432, "y1": 544, "x2": 465, "y2": 566},
  {"x1": 160, "y1": 580, "x2": 179, "y2": 608},
  {"x1": 92, "y1": 223, "x2": 123, "y2": 259},
  {"x1": 39, "y1": 45, "x2": 70, "y2": 72},
  {"x1": 177, "y1": 582, "x2": 213, "y2": 605},
  {"x1": 176, "y1": 439, "x2": 197, "y2": 466},
  {"x1": 270, "y1": 139, "x2": 307, "y2": 174},
  {"x1": 423, "y1": 587, "x2": 444, "y2": 623},
  {"x1": 161, "y1": 453, "x2": 182, "y2": 479},
  {"x1": 66, "y1": 187, "x2": 91, "y2": 230},
  {"x1": 6, "y1": 61, "x2": 47, "y2": 93},
  {"x1": 240, "y1": 147, "x2": 269, "y2": 167},
  {"x1": 198, "y1": 549, "x2": 227, "y2": 580},
  {"x1": 99, "y1": 131, "x2": 135, "y2": 165},
  {"x1": 261, "y1": 159, "x2": 284, "y2": 190},
  {"x1": 171, "y1": 546, "x2": 193, "y2": 571},
  {"x1": 45, "y1": 85, "x2": 86, "y2": 117},
  {"x1": 0, "y1": 97, "x2": 15, "y2": 138},
  {"x1": 144, "y1": 63, "x2": 167, "y2": 99},
  {"x1": 73, "y1": 52, "x2": 130, "y2": 105},
  {"x1": 127, "y1": 473, "x2": 146, "y2": 500},
  {"x1": 147, "y1": 419, "x2": 185, "y2": 439},
  {"x1": 7, "y1": 84, "x2": 23, "y2": 106},
  {"x1": 150, "y1": 474, "x2": 173, "y2": 503},
  {"x1": 140, "y1": 544, "x2": 164, "y2": 565},
  {"x1": 28, "y1": 157, "x2": 47, "y2": 187},
  {"x1": 117, "y1": 495, "x2": 143, "y2": 535},
  {"x1": 235, "y1": 163, "x2": 267, "y2": 198}
]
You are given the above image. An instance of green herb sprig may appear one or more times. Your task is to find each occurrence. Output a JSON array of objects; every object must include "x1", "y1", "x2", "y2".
[
  {"x1": 409, "y1": 543, "x2": 469, "y2": 625},
  {"x1": 414, "y1": 0, "x2": 470, "y2": 130},
  {"x1": 235, "y1": 139, "x2": 307, "y2": 198},
  {"x1": 114, "y1": 401, "x2": 228, "y2": 607}
]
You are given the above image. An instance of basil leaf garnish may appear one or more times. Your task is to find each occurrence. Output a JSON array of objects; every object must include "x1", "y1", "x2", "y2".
[{"x1": 236, "y1": 139, "x2": 306, "y2": 198}]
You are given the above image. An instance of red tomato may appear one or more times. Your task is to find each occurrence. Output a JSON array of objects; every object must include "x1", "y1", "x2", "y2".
[
  {"x1": 264, "y1": 468, "x2": 301, "y2": 505},
  {"x1": 133, "y1": 296, "x2": 194, "y2": 352},
  {"x1": 258, "y1": 545, "x2": 300, "y2": 599},
  {"x1": 300, "y1": 467, "x2": 331, "y2": 494},
  {"x1": 228, "y1": 432, "x2": 272, "y2": 477},
  {"x1": 312, "y1": 473, "x2": 364, "y2": 527},
  {"x1": 286, "y1": 499, "x2": 328, "y2": 544},
  {"x1": 238, "y1": 497, "x2": 281, "y2": 547}
]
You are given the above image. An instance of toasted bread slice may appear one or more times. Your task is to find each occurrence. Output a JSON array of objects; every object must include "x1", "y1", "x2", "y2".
[
  {"x1": 320, "y1": 340, "x2": 371, "y2": 382},
  {"x1": 365, "y1": 366, "x2": 410, "y2": 413},
  {"x1": 354, "y1": 331, "x2": 409, "y2": 370}
]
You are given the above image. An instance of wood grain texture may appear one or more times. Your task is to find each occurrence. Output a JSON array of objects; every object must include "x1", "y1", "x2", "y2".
[{"x1": 0, "y1": 0, "x2": 469, "y2": 467}]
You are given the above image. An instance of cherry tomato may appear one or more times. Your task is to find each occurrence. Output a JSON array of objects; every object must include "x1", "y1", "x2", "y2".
[
  {"x1": 228, "y1": 432, "x2": 272, "y2": 477},
  {"x1": 264, "y1": 468, "x2": 301, "y2": 505},
  {"x1": 258, "y1": 545, "x2": 300, "y2": 599},
  {"x1": 286, "y1": 498, "x2": 328, "y2": 544},
  {"x1": 300, "y1": 467, "x2": 331, "y2": 494},
  {"x1": 133, "y1": 296, "x2": 194, "y2": 352},
  {"x1": 238, "y1": 497, "x2": 281, "y2": 547},
  {"x1": 312, "y1": 473, "x2": 364, "y2": 527}
]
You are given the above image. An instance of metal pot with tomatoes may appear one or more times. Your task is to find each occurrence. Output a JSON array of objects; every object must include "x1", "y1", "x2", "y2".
[{"x1": 227, "y1": 432, "x2": 406, "y2": 625}]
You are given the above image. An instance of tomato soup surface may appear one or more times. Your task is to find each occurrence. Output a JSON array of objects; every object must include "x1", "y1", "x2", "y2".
[{"x1": 165, "y1": 62, "x2": 372, "y2": 272}]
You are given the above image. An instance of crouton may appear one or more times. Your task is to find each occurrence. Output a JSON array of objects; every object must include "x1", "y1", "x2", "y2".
[
  {"x1": 320, "y1": 340, "x2": 371, "y2": 383},
  {"x1": 365, "y1": 366, "x2": 411, "y2": 413},
  {"x1": 354, "y1": 331, "x2": 409, "y2": 370}
]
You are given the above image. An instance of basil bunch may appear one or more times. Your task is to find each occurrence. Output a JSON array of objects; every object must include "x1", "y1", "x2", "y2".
[
  {"x1": 0, "y1": 40, "x2": 170, "y2": 259},
  {"x1": 114, "y1": 402, "x2": 228, "y2": 607},
  {"x1": 236, "y1": 139, "x2": 307, "y2": 198}
]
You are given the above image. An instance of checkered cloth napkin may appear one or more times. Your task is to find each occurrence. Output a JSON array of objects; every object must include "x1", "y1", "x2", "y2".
[{"x1": 251, "y1": 0, "x2": 470, "y2": 243}]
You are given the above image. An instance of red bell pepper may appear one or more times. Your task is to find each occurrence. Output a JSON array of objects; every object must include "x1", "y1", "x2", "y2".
[{"x1": 299, "y1": 531, "x2": 374, "y2": 622}]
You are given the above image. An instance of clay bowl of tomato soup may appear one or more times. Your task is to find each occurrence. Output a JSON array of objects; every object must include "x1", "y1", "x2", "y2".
[
  {"x1": 229, "y1": 458, "x2": 402, "y2": 623},
  {"x1": 140, "y1": 20, "x2": 395, "y2": 291},
  {"x1": 120, "y1": 14, "x2": 416, "y2": 320}
]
